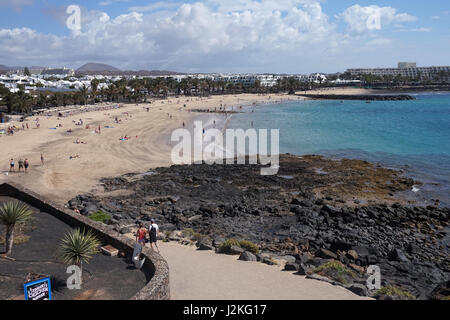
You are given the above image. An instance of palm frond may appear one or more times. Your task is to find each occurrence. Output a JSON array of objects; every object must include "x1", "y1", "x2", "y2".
[
  {"x1": 0, "y1": 201, "x2": 33, "y2": 226},
  {"x1": 56, "y1": 228, "x2": 101, "y2": 266}
]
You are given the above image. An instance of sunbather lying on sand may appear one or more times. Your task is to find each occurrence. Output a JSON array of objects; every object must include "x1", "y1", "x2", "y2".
[{"x1": 75, "y1": 139, "x2": 87, "y2": 144}]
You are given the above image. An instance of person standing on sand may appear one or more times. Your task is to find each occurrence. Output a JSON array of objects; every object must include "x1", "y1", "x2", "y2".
[
  {"x1": 18, "y1": 159, "x2": 24, "y2": 172},
  {"x1": 9, "y1": 159, "x2": 15, "y2": 172},
  {"x1": 24, "y1": 159, "x2": 29, "y2": 173},
  {"x1": 148, "y1": 219, "x2": 160, "y2": 253},
  {"x1": 136, "y1": 223, "x2": 148, "y2": 247}
]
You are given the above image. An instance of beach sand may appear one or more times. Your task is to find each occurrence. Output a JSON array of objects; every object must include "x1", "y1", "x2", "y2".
[
  {"x1": 296, "y1": 87, "x2": 380, "y2": 95},
  {"x1": 0, "y1": 93, "x2": 296, "y2": 204}
]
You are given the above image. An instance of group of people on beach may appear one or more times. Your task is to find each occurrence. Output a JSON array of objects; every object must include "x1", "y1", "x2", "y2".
[
  {"x1": 9, "y1": 158, "x2": 30, "y2": 173},
  {"x1": 136, "y1": 220, "x2": 160, "y2": 253},
  {"x1": 8, "y1": 153, "x2": 44, "y2": 174}
]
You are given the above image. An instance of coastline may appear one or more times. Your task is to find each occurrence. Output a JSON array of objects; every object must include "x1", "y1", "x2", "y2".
[
  {"x1": 225, "y1": 91, "x2": 450, "y2": 207},
  {"x1": 70, "y1": 154, "x2": 449, "y2": 300},
  {"x1": 2, "y1": 89, "x2": 448, "y2": 300},
  {"x1": 0, "y1": 93, "x2": 294, "y2": 204}
]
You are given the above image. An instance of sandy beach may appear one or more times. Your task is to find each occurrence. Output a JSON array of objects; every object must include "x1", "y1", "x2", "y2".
[
  {"x1": 296, "y1": 87, "x2": 380, "y2": 95},
  {"x1": 0, "y1": 93, "x2": 296, "y2": 204}
]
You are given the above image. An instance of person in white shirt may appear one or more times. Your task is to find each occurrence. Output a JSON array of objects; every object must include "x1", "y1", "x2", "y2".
[{"x1": 148, "y1": 219, "x2": 160, "y2": 253}]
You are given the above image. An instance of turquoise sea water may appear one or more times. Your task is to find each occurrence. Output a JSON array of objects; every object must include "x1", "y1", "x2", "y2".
[{"x1": 227, "y1": 92, "x2": 450, "y2": 206}]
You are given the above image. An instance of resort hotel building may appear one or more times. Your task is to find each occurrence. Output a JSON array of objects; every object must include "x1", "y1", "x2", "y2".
[{"x1": 346, "y1": 62, "x2": 450, "y2": 80}]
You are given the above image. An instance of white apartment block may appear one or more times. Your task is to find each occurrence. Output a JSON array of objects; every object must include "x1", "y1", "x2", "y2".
[{"x1": 347, "y1": 63, "x2": 450, "y2": 80}]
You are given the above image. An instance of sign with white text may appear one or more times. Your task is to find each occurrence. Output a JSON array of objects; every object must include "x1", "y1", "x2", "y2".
[{"x1": 24, "y1": 277, "x2": 52, "y2": 300}]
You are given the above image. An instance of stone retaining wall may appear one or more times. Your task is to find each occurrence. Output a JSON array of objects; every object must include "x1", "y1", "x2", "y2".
[{"x1": 0, "y1": 182, "x2": 170, "y2": 300}]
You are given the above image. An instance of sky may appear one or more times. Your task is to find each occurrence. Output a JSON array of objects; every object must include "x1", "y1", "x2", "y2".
[{"x1": 0, "y1": 0, "x2": 448, "y2": 73}]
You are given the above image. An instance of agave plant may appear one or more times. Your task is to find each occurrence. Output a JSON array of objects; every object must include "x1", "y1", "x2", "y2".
[
  {"x1": 0, "y1": 201, "x2": 33, "y2": 255},
  {"x1": 56, "y1": 228, "x2": 100, "y2": 283}
]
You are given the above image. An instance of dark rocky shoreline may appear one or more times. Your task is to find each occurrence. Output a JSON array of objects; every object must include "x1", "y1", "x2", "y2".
[{"x1": 68, "y1": 154, "x2": 449, "y2": 300}]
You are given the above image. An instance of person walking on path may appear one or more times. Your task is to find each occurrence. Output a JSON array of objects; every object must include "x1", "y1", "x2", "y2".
[
  {"x1": 136, "y1": 223, "x2": 148, "y2": 247},
  {"x1": 9, "y1": 159, "x2": 15, "y2": 172},
  {"x1": 148, "y1": 219, "x2": 160, "y2": 253}
]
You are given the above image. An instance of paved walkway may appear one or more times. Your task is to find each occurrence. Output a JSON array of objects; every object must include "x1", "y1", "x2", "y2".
[{"x1": 158, "y1": 242, "x2": 371, "y2": 300}]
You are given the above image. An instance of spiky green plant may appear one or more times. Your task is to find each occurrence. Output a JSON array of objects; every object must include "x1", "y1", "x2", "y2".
[
  {"x1": 0, "y1": 201, "x2": 33, "y2": 255},
  {"x1": 56, "y1": 228, "x2": 100, "y2": 281}
]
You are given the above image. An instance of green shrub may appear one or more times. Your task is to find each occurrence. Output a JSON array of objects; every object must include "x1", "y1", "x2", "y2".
[
  {"x1": 376, "y1": 286, "x2": 416, "y2": 300},
  {"x1": 219, "y1": 239, "x2": 241, "y2": 253},
  {"x1": 218, "y1": 239, "x2": 259, "y2": 254},
  {"x1": 181, "y1": 228, "x2": 194, "y2": 238},
  {"x1": 192, "y1": 232, "x2": 209, "y2": 242},
  {"x1": 313, "y1": 260, "x2": 356, "y2": 284},
  {"x1": 181, "y1": 228, "x2": 209, "y2": 242},
  {"x1": 88, "y1": 211, "x2": 111, "y2": 224},
  {"x1": 238, "y1": 240, "x2": 260, "y2": 255}
]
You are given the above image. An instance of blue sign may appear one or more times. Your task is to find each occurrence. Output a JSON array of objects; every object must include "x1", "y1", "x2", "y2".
[{"x1": 24, "y1": 277, "x2": 52, "y2": 300}]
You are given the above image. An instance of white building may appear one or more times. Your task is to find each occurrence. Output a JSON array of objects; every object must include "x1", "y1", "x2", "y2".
[
  {"x1": 347, "y1": 63, "x2": 450, "y2": 80},
  {"x1": 41, "y1": 67, "x2": 75, "y2": 77}
]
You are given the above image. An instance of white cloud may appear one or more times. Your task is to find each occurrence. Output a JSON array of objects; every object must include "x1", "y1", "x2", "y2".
[
  {"x1": 0, "y1": 0, "x2": 32, "y2": 9},
  {"x1": 0, "y1": 0, "x2": 32, "y2": 5},
  {"x1": 338, "y1": 4, "x2": 416, "y2": 34},
  {"x1": 0, "y1": 1, "x2": 422, "y2": 73},
  {"x1": 366, "y1": 38, "x2": 392, "y2": 46},
  {"x1": 394, "y1": 27, "x2": 432, "y2": 33},
  {"x1": 0, "y1": 1, "x2": 342, "y2": 72},
  {"x1": 99, "y1": 0, "x2": 131, "y2": 6},
  {"x1": 128, "y1": 1, "x2": 180, "y2": 12}
]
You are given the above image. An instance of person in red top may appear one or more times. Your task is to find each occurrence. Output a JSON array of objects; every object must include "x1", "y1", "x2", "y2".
[{"x1": 135, "y1": 223, "x2": 148, "y2": 247}]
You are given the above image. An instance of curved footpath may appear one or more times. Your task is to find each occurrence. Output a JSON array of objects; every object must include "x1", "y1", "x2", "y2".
[{"x1": 158, "y1": 242, "x2": 371, "y2": 300}]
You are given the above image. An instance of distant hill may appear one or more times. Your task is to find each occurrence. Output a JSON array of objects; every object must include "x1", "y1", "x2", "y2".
[
  {"x1": 76, "y1": 63, "x2": 121, "y2": 73},
  {"x1": 75, "y1": 64, "x2": 185, "y2": 76},
  {"x1": 0, "y1": 64, "x2": 23, "y2": 71}
]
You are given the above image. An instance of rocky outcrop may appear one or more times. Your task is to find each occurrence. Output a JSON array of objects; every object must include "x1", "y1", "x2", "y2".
[{"x1": 67, "y1": 155, "x2": 449, "y2": 300}]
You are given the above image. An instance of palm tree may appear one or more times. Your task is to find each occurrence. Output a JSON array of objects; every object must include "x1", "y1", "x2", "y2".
[
  {"x1": 56, "y1": 228, "x2": 100, "y2": 284},
  {"x1": 0, "y1": 201, "x2": 33, "y2": 255},
  {"x1": 78, "y1": 85, "x2": 88, "y2": 105},
  {"x1": 90, "y1": 79, "x2": 100, "y2": 104},
  {"x1": 106, "y1": 84, "x2": 116, "y2": 102},
  {"x1": 180, "y1": 78, "x2": 191, "y2": 96},
  {"x1": 132, "y1": 79, "x2": 144, "y2": 103}
]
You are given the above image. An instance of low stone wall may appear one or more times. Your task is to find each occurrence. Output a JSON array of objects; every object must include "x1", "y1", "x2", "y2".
[{"x1": 0, "y1": 182, "x2": 170, "y2": 300}]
